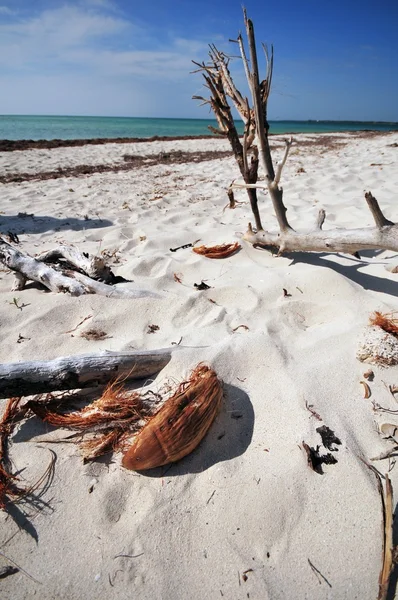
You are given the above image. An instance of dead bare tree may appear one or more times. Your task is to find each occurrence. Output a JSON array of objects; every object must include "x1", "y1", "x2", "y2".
[
  {"x1": 193, "y1": 9, "x2": 398, "y2": 256},
  {"x1": 192, "y1": 39, "x2": 263, "y2": 231}
]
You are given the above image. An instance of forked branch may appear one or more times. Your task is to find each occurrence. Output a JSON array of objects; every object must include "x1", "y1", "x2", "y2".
[{"x1": 192, "y1": 40, "x2": 263, "y2": 231}]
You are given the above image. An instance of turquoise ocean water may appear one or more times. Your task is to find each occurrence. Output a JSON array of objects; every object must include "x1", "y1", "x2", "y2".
[{"x1": 0, "y1": 115, "x2": 397, "y2": 141}]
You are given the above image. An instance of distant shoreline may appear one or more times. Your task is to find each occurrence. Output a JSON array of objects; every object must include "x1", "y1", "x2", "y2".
[
  {"x1": 1, "y1": 115, "x2": 397, "y2": 144},
  {"x1": 0, "y1": 129, "x2": 394, "y2": 152}
]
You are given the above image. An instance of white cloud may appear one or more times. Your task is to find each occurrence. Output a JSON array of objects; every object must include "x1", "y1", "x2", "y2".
[
  {"x1": 0, "y1": 5, "x2": 213, "y2": 77},
  {"x1": 0, "y1": 5, "x2": 129, "y2": 47},
  {"x1": 0, "y1": 3, "x2": 223, "y2": 116},
  {"x1": 0, "y1": 5, "x2": 15, "y2": 15}
]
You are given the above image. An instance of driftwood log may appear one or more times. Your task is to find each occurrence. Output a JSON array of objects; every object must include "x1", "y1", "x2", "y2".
[
  {"x1": 0, "y1": 348, "x2": 172, "y2": 398},
  {"x1": 37, "y1": 244, "x2": 114, "y2": 283},
  {"x1": 0, "y1": 238, "x2": 159, "y2": 298},
  {"x1": 194, "y1": 11, "x2": 398, "y2": 256}
]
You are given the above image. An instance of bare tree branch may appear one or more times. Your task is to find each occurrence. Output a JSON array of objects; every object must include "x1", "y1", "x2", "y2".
[
  {"x1": 365, "y1": 192, "x2": 395, "y2": 229},
  {"x1": 274, "y1": 138, "x2": 293, "y2": 185},
  {"x1": 242, "y1": 193, "x2": 398, "y2": 255},
  {"x1": 193, "y1": 9, "x2": 398, "y2": 257}
]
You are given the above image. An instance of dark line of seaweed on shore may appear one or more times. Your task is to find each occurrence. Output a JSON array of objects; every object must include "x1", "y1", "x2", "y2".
[
  {"x1": 0, "y1": 149, "x2": 233, "y2": 184},
  {"x1": 0, "y1": 129, "x2": 392, "y2": 152},
  {"x1": 0, "y1": 135, "x2": 218, "y2": 152}
]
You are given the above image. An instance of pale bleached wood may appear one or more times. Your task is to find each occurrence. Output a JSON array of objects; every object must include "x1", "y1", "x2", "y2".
[
  {"x1": 71, "y1": 271, "x2": 160, "y2": 299},
  {"x1": 0, "y1": 238, "x2": 159, "y2": 298},
  {"x1": 0, "y1": 349, "x2": 172, "y2": 398},
  {"x1": 241, "y1": 193, "x2": 398, "y2": 255},
  {"x1": 0, "y1": 237, "x2": 87, "y2": 295},
  {"x1": 243, "y1": 9, "x2": 275, "y2": 182},
  {"x1": 38, "y1": 245, "x2": 113, "y2": 283}
]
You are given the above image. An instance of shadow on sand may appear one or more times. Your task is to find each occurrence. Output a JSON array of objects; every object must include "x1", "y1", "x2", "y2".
[
  {"x1": 256, "y1": 245, "x2": 398, "y2": 297},
  {"x1": 0, "y1": 214, "x2": 112, "y2": 235},
  {"x1": 138, "y1": 382, "x2": 254, "y2": 477},
  {"x1": 12, "y1": 381, "x2": 254, "y2": 478}
]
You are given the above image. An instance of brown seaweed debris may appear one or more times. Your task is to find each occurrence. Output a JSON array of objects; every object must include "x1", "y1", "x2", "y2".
[
  {"x1": 316, "y1": 425, "x2": 342, "y2": 451},
  {"x1": 369, "y1": 312, "x2": 398, "y2": 336},
  {"x1": 1, "y1": 397, "x2": 57, "y2": 511},
  {"x1": 27, "y1": 383, "x2": 149, "y2": 462},
  {"x1": 193, "y1": 242, "x2": 241, "y2": 259},
  {"x1": 0, "y1": 398, "x2": 28, "y2": 508},
  {"x1": 302, "y1": 442, "x2": 338, "y2": 475},
  {"x1": 122, "y1": 364, "x2": 223, "y2": 471}
]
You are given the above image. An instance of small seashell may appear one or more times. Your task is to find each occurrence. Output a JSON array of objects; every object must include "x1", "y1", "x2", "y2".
[
  {"x1": 122, "y1": 365, "x2": 223, "y2": 471},
  {"x1": 360, "y1": 380, "x2": 371, "y2": 399},
  {"x1": 193, "y1": 242, "x2": 241, "y2": 259},
  {"x1": 379, "y1": 423, "x2": 398, "y2": 439}
]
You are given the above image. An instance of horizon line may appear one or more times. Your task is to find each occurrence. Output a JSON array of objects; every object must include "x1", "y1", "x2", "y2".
[{"x1": 1, "y1": 114, "x2": 397, "y2": 125}]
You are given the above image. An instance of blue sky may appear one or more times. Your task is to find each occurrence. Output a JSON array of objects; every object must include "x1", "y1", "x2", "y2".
[{"x1": 0, "y1": 0, "x2": 397, "y2": 120}]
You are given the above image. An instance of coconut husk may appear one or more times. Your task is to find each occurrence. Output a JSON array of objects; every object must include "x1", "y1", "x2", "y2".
[
  {"x1": 193, "y1": 242, "x2": 241, "y2": 258},
  {"x1": 122, "y1": 364, "x2": 223, "y2": 471},
  {"x1": 2, "y1": 365, "x2": 223, "y2": 473}
]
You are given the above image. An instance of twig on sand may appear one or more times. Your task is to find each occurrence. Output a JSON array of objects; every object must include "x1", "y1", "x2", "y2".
[
  {"x1": 307, "y1": 558, "x2": 332, "y2": 587},
  {"x1": 361, "y1": 460, "x2": 394, "y2": 600},
  {"x1": 0, "y1": 550, "x2": 41, "y2": 584},
  {"x1": 305, "y1": 400, "x2": 322, "y2": 421},
  {"x1": 371, "y1": 447, "x2": 398, "y2": 462},
  {"x1": 113, "y1": 552, "x2": 144, "y2": 559},
  {"x1": 65, "y1": 314, "x2": 93, "y2": 334},
  {"x1": 206, "y1": 489, "x2": 216, "y2": 504}
]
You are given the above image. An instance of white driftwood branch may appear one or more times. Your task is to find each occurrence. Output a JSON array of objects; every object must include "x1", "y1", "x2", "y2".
[
  {"x1": 0, "y1": 238, "x2": 158, "y2": 298},
  {"x1": 243, "y1": 10, "x2": 275, "y2": 182},
  {"x1": 0, "y1": 349, "x2": 172, "y2": 398},
  {"x1": 232, "y1": 182, "x2": 268, "y2": 190},
  {"x1": 242, "y1": 14, "x2": 291, "y2": 233},
  {"x1": 243, "y1": 224, "x2": 398, "y2": 254},
  {"x1": 209, "y1": 45, "x2": 247, "y2": 119},
  {"x1": 71, "y1": 271, "x2": 160, "y2": 299},
  {"x1": 242, "y1": 193, "x2": 398, "y2": 254},
  {"x1": 0, "y1": 237, "x2": 87, "y2": 295},
  {"x1": 38, "y1": 245, "x2": 113, "y2": 283},
  {"x1": 274, "y1": 138, "x2": 293, "y2": 185},
  {"x1": 237, "y1": 33, "x2": 251, "y2": 91}
]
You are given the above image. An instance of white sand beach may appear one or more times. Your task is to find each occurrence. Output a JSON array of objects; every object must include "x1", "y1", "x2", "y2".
[{"x1": 1, "y1": 131, "x2": 398, "y2": 599}]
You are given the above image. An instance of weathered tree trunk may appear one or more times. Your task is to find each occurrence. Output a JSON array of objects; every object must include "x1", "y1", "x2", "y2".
[
  {"x1": 0, "y1": 349, "x2": 172, "y2": 398},
  {"x1": 0, "y1": 238, "x2": 159, "y2": 298}
]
